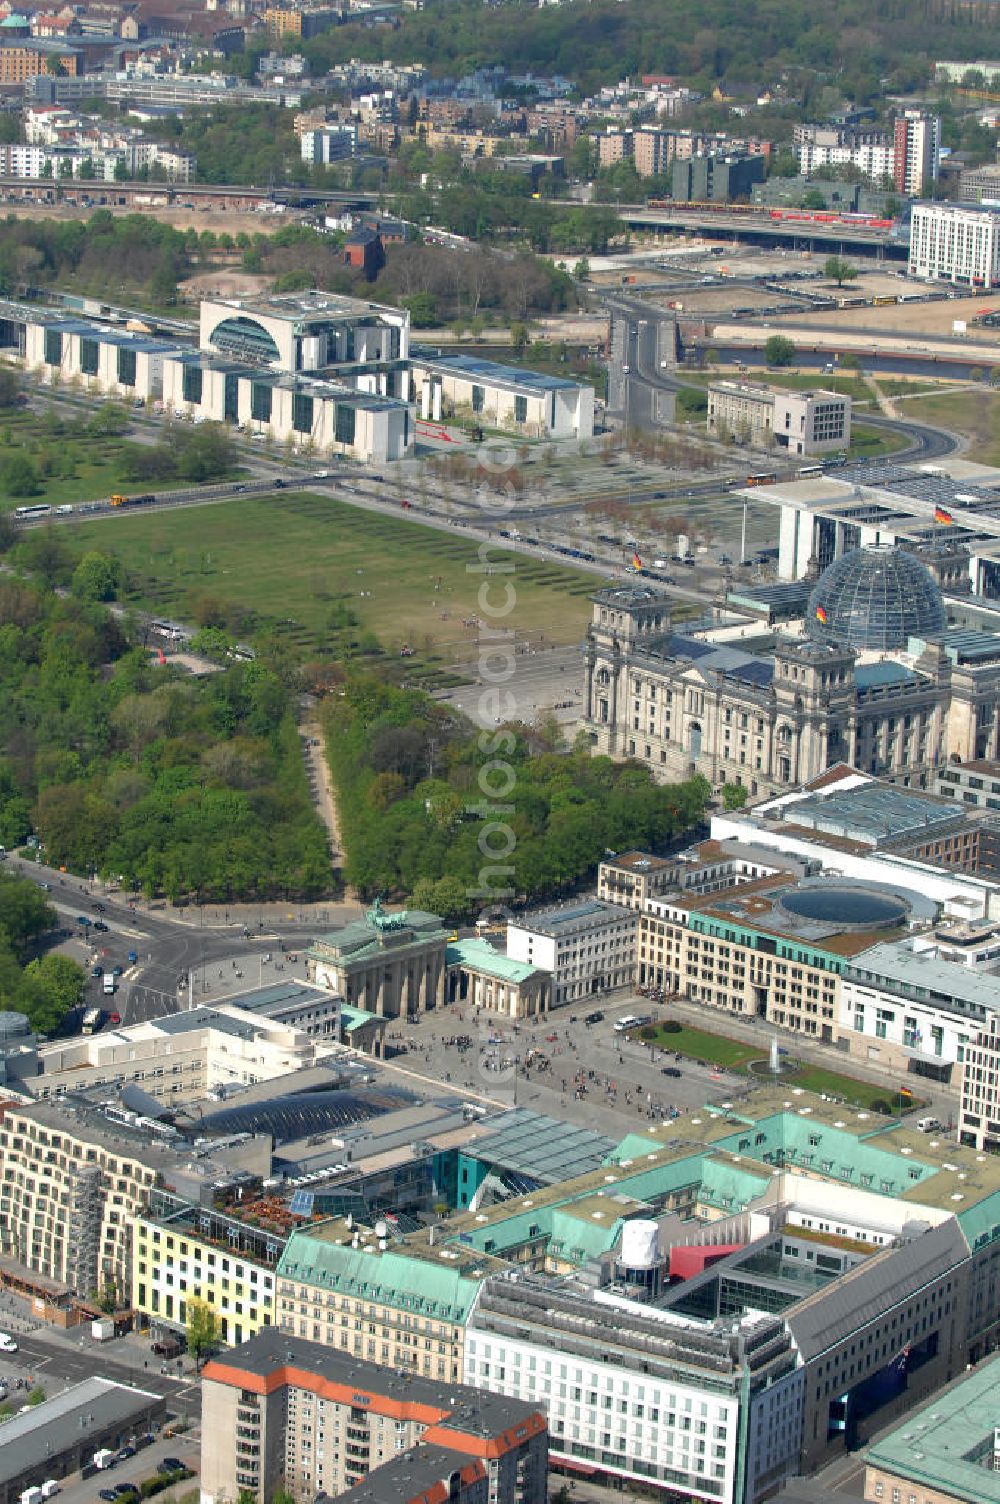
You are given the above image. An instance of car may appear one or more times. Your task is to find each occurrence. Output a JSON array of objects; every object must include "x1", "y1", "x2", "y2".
[
  {"x1": 116, "y1": 1448, "x2": 136, "y2": 1461},
  {"x1": 109, "y1": 1012, "x2": 121, "y2": 1025},
  {"x1": 77, "y1": 915, "x2": 90, "y2": 926},
  {"x1": 661, "y1": 1066, "x2": 682, "y2": 1078},
  {"x1": 161, "y1": 1460, "x2": 184, "y2": 1474},
  {"x1": 112, "y1": 1484, "x2": 137, "y2": 1497},
  {"x1": 93, "y1": 920, "x2": 109, "y2": 933},
  {"x1": 584, "y1": 1010, "x2": 604, "y2": 1024},
  {"x1": 100, "y1": 1490, "x2": 117, "y2": 1501},
  {"x1": 37, "y1": 880, "x2": 50, "y2": 890},
  {"x1": 0, "y1": 1335, "x2": 18, "y2": 1353},
  {"x1": 273, "y1": 479, "x2": 286, "y2": 489},
  {"x1": 112, "y1": 965, "x2": 123, "y2": 977},
  {"x1": 91, "y1": 966, "x2": 102, "y2": 978},
  {"x1": 94, "y1": 902, "x2": 105, "y2": 913}
]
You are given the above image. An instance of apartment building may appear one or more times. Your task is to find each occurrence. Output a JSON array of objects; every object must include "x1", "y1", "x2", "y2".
[
  {"x1": 0, "y1": 38, "x2": 81, "y2": 79},
  {"x1": 908, "y1": 201, "x2": 1000, "y2": 289},
  {"x1": 633, "y1": 126, "x2": 674, "y2": 177},
  {"x1": 894, "y1": 110, "x2": 941, "y2": 196},
  {"x1": 200, "y1": 1330, "x2": 548, "y2": 1504},
  {"x1": 597, "y1": 129, "x2": 632, "y2": 167},
  {"x1": 506, "y1": 899, "x2": 637, "y2": 1008},
  {"x1": 598, "y1": 851, "x2": 678, "y2": 910}
]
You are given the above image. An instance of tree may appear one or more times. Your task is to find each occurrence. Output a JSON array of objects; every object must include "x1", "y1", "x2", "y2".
[
  {"x1": 721, "y1": 782, "x2": 748, "y2": 811},
  {"x1": 824, "y1": 254, "x2": 858, "y2": 287},
  {"x1": 72, "y1": 550, "x2": 122, "y2": 602},
  {"x1": 1, "y1": 453, "x2": 38, "y2": 497},
  {"x1": 186, "y1": 1297, "x2": 219, "y2": 1369},
  {"x1": 23, "y1": 953, "x2": 86, "y2": 1020},
  {"x1": 764, "y1": 335, "x2": 796, "y2": 368}
]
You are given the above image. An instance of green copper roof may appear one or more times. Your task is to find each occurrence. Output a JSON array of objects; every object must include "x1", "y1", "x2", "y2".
[
  {"x1": 445, "y1": 939, "x2": 542, "y2": 984},
  {"x1": 277, "y1": 1231, "x2": 483, "y2": 1323},
  {"x1": 863, "y1": 1351, "x2": 1000, "y2": 1503}
]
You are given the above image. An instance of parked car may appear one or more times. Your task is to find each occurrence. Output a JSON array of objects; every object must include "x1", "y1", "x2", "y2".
[
  {"x1": 0, "y1": 1334, "x2": 18, "y2": 1353},
  {"x1": 116, "y1": 1450, "x2": 135, "y2": 1462},
  {"x1": 160, "y1": 1461, "x2": 184, "y2": 1474},
  {"x1": 661, "y1": 1066, "x2": 682, "y2": 1078},
  {"x1": 584, "y1": 1011, "x2": 604, "y2": 1025},
  {"x1": 99, "y1": 1490, "x2": 117, "y2": 1501},
  {"x1": 93, "y1": 920, "x2": 109, "y2": 933}
]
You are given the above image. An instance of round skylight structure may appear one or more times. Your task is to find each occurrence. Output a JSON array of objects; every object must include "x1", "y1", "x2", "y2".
[{"x1": 806, "y1": 545, "x2": 945, "y2": 651}]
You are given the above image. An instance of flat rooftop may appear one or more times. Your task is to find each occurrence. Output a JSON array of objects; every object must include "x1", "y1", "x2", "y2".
[
  {"x1": 413, "y1": 350, "x2": 584, "y2": 393},
  {"x1": 863, "y1": 1350, "x2": 1000, "y2": 1502},
  {"x1": 463, "y1": 1108, "x2": 616, "y2": 1184},
  {"x1": 845, "y1": 940, "x2": 1000, "y2": 1015},
  {"x1": 203, "y1": 1329, "x2": 540, "y2": 1436},
  {"x1": 777, "y1": 782, "x2": 962, "y2": 846},
  {"x1": 204, "y1": 289, "x2": 404, "y2": 325},
  {"x1": 510, "y1": 899, "x2": 633, "y2": 936},
  {"x1": 0, "y1": 1377, "x2": 160, "y2": 1484}
]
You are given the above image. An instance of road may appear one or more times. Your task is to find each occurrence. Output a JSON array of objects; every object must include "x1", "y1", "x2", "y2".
[{"x1": 6, "y1": 849, "x2": 359, "y2": 1030}]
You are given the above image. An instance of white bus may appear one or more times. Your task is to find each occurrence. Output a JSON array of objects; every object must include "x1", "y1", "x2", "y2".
[
  {"x1": 14, "y1": 505, "x2": 51, "y2": 520},
  {"x1": 81, "y1": 1007, "x2": 104, "y2": 1034}
]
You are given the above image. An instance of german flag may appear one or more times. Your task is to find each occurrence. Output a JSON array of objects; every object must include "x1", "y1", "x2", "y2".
[
  {"x1": 934, "y1": 506, "x2": 954, "y2": 525},
  {"x1": 900, "y1": 1086, "x2": 913, "y2": 1097},
  {"x1": 815, "y1": 604, "x2": 828, "y2": 624},
  {"x1": 632, "y1": 552, "x2": 642, "y2": 571}
]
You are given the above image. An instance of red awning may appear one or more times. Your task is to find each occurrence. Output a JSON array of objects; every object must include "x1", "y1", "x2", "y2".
[{"x1": 554, "y1": 1458, "x2": 597, "y2": 1477}]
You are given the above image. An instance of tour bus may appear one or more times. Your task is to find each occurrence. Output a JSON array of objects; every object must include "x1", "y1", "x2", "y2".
[{"x1": 14, "y1": 504, "x2": 51, "y2": 520}]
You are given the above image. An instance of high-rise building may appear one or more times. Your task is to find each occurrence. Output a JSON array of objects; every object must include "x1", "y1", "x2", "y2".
[{"x1": 894, "y1": 110, "x2": 941, "y2": 196}]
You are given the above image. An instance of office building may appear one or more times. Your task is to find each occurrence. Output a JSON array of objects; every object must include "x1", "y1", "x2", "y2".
[
  {"x1": 958, "y1": 1011, "x2": 1000, "y2": 1150},
  {"x1": 707, "y1": 382, "x2": 850, "y2": 456},
  {"x1": 199, "y1": 290, "x2": 409, "y2": 375},
  {"x1": 407, "y1": 352, "x2": 594, "y2": 440},
  {"x1": 133, "y1": 1189, "x2": 282, "y2": 1346},
  {"x1": 199, "y1": 1330, "x2": 548, "y2": 1504},
  {"x1": 909, "y1": 201, "x2": 1000, "y2": 289},
  {"x1": 0, "y1": 1095, "x2": 269, "y2": 1301},
  {"x1": 0, "y1": 1378, "x2": 165, "y2": 1504},
  {"x1": 671, "y1": 152, "x2": 766, "y2": 203},
  {"x1": 301, "y1": 126, "x2": 358, "y2": 164},
  {"x1": 863, "y1": 1351, "x2": 1000, "y2": 1504},
  {"x1": 0, "y1": 38, "x2": 81, "y2": 80},
  {"x1": 506, "y1": 899, "x2": 637, "y2": 1008},
  {"x1": 598, "y1": 851, "x2": 679, "y2": 910},
  {"x1": 163, "y1": 355, "x2": 412, "y2": 464},
  {"x1": 936, "y1": 757, "x2": 1000, "y2": 810}
]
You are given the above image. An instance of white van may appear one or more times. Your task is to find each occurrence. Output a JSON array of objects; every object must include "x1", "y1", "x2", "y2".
[
  {"x1": 614, "y1": 1015, "x2": 639, "y2": 1033},
  {"x1": 917, "y1": 1117, "x2": 944, "y2": 1133}
]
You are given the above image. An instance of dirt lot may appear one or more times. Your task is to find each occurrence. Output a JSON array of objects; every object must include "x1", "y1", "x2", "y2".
[
  {"x1": 776, "y1": 290, "x2": 1000, "y2": 343},
  {"x1": 0, "y1": 199, "x2": 286, "y2": 237}
]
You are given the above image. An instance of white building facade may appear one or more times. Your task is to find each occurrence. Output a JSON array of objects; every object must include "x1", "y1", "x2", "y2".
[
  {"x1": 506, "y1": 899, "x2": 637, "y2": 1007},
  {"x1": 908, "y1": 202, "x2": 1000, "y2": 289}
]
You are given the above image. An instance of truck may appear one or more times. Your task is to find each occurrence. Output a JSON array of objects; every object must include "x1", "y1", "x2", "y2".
[
  {"x1": 82, "y1": 1006, "x2": 104, "y2": 1034},
  {"x1": 93, "y1": 1452, "x2": 116, "y2": 1471},
  {"x1": 92, "y1": 1317, "x2": 115, "y2": 1342},
  {"x1": 103, "y1": 974, "x2": 116, "y2": 996},
  {"x1": 21, "y1": 1486, "x2": 43, "y2": 1504}
]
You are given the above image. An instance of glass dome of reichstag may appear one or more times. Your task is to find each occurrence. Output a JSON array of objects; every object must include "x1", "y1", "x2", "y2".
[{"x1": 805, "y1": 544, "x2": 945, "y2": 652}]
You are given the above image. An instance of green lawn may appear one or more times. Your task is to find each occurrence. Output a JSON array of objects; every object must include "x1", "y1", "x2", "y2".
[
  {"x1": 642, "y1": 1022, "x2": 763, "y2": 1069},
  {"x1": 904, "y1": 388, "x2": 1000, "y2": 465},
  {"x1": 684, "y1": 369, "x2": 873, "y2": 404},
  {"x1": 849, "y1": 421, "x2": 905, "y2": 461},
  {"x1": 72, "y1": 490, "x2": 598, "y2": 671},
  {"x1": 641, "y1": 1021, "x2": 922, "y2": 1111}
]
